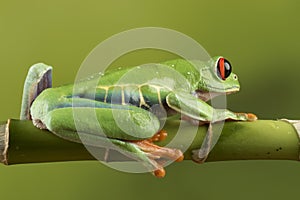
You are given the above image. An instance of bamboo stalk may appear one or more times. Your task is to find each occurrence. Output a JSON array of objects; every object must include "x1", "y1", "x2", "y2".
[{"x1": 0, "y1": 118, "x2": 299, "y2": 165}]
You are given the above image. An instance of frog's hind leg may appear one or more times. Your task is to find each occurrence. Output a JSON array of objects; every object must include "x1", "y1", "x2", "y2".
[{"x1": 42, "y1": 106, "x2": 183, "y2": 177}]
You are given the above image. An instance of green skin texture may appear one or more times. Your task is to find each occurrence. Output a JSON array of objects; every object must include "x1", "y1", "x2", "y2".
[{"x1": 27, "y1": 56, "x2": 251, "y2": 171}]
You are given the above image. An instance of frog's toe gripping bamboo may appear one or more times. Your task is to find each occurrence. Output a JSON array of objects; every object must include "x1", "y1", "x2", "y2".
[
  {"x1": 191, "y1": 123, "x2": 213, "y2": 163},
  {"x1": 153, "y1": 168, "x2": 166, "y2": 178},
  {"x1": 132, "y1": 140, "x2": 184, "y2": 177},
  {"x1": 246, "y1": 113, "x2": 258, "y2": 121},
  {"x1": 191, "y1": 150, "x2": 207, "y2": 163},
  {"x1": 233, "y1": 112, "x2": 258, "y2": 121},
  {"x1": 147, "y1": 130, "x2": 168, "y2": 142},
  {"x1": 134, "y1": 140, "x2": 183, "y2": 161}
]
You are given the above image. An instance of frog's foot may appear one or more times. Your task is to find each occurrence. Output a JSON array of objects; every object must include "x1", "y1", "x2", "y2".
[
  {"x1": 132, "y1": 140, "x2": 184, "y2": 178},
  {"x1": 135, "y1": 140, "x2": 184, "y2": 161},
  {"x1": 191, "y1": 122, "x2": 213, "y2": 163},
  {"x1": 192, "y1": 148, "x2": 209, "y2": 163},
  {"x1": 147, "y1": 130, "x2": 168, "y2": 142},
  {"x1": 32, "y1": 118, "x2": 47, "y2": 129},
  {"x1": 235, "y1": 112, "x2": 258, "y2": 121}
]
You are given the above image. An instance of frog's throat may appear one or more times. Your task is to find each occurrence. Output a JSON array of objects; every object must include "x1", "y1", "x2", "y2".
[{"x1": 195, "y1": 89, "x2": 238, "y2": 102}]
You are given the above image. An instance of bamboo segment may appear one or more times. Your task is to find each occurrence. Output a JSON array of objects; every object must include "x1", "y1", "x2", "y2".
[{"x1": 0, "y1": 118, "x2": 299, "y2": 165}]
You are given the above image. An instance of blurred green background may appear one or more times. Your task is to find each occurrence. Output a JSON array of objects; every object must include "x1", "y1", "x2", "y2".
[{"x1": 1, "y1": 0, "x2": 300, "y2": 199}]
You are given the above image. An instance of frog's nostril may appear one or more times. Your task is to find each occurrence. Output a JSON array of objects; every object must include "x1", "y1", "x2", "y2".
[{"x1": 233, "y1": 75, "x2": 237, "y2": 80}]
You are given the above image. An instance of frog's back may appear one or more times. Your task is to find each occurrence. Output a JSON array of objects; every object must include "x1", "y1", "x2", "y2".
[{"x1": 96, "y1": 59, "x2": 200, "y2": 88}]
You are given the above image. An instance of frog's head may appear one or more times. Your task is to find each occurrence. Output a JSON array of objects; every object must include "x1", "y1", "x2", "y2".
[{"x1": 197, "y1": 56, "x2": 240, "y2": 94}]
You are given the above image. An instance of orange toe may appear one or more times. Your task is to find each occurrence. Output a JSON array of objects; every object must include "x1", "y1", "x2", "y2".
[
  {"x1": 149, "y1": 130, "x2": 168, "y2": 142},
  {"x1": 176, "y1": 154, "x2": 184, "y2": 162},
  {"x1": 154, "y1": 168, "x2": 165, "y2": 178},
  {"x1": 247, "y1": 113, "x2": 258, "y2": 121}
]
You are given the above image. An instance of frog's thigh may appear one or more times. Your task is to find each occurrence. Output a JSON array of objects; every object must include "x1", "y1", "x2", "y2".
[{"x1": 44, "y1": 106, "x2": 160, "y2": 141}]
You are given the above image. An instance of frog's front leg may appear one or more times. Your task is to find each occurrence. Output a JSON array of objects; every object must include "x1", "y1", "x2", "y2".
[
  {"x1": 166, "y1": 91, "x2": 257, "y2": 123},
  {"x1": 166, "y1": 91, "x2": 257, "y2": 163},
  {"x1": 41, "y1": 106, "x2": 183, "y2": 177}
]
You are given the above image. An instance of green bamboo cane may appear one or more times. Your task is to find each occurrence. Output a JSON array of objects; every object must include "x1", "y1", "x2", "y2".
[{"x1": 0, "y1": 118, "x2": 299, "y2": 165}]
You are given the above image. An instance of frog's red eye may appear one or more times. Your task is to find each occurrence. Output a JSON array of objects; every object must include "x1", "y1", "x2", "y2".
[{"x1": 217, "y1": 58, "x2": 232, "y2": 80}]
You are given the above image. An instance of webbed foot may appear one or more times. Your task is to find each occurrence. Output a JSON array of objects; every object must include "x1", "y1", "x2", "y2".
[
  {"x1": 234, "y1": 112, "x2": 258, "y2": 121},
  {"x1": 131, "y1": 140, "x2": 183, "y2": 178}
]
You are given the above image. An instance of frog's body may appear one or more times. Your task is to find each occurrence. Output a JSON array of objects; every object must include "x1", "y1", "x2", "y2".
[
  {"x1": 31, "y1": 59, "x2": 199, "y2": 121},
  {"x1": 23, "y1": 56, "x2": 256, "y2": 177}
]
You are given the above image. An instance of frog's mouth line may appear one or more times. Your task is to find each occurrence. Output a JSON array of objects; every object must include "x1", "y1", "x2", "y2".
[{"x1": 205, "y1": 85, "x2": 240, "y2": 93}]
